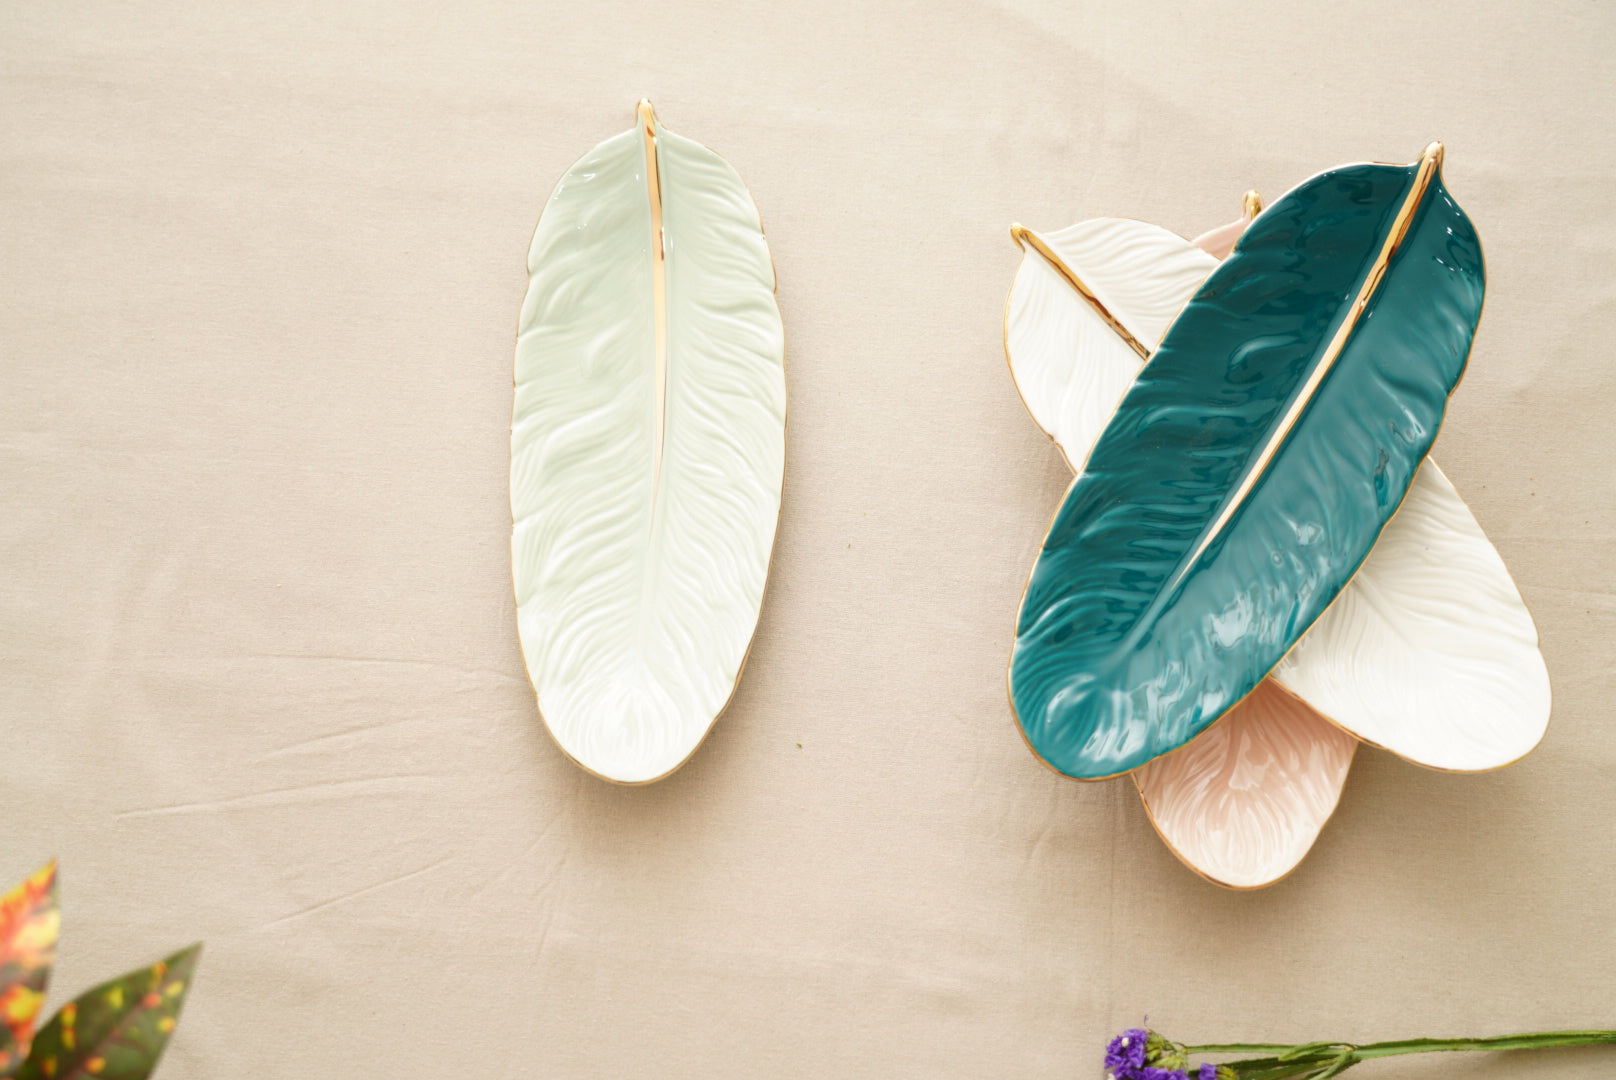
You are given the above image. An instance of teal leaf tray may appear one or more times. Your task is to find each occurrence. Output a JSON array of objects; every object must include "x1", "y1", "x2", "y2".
[{"x1": 1009, "y1": 146, "x2": 1486, "y2": 780}]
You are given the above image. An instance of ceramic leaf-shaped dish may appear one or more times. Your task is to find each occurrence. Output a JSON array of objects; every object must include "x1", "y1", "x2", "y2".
[
  {"x1": 1007, "y1": 211, "x2": 1360, "y2": 886},
  {"x1": 1004, "y1": 147, "x2": 1549, "y2": 886},
  {"x1": 1011, "y1": 146, "x2": 1491, "y2": 781},
  {"x1": 1132, "y1": 680, "x2": 1357, "y2": 889},
  {"x1": 512, "y1": 103, "x2": 785, "y2": 783}
]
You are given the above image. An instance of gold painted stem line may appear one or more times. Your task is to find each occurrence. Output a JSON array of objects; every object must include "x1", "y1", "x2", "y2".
[
  {"x1": 1162, "y1": 142, "x2": 1445, "y2": 600},
  {"x1": 639, "y1": 99, "x2": 669, "y2": 503},
  {"x1": 1011, "y1": 224, "x2": 1151, "y2": 361}
]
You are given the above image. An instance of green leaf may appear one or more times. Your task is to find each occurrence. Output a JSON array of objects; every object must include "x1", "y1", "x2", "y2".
[
  {"x1": 1278, "y1": 1041, "x2": 1349, "y2": 1061},
  {"x1": 1309, "y1": 1054, "x2": 1358, "y2": 1080},
  {"x1": 18, "y1": 944, "x2": 200, "y2": 1080},
  {"x1": 1224, "y1": 1058, "x2": 1337, "y2": 1080},
  {"x1": 1011, "y1": 146, "x2": 1485, "y2": 778},
  {"x1": 0, "y1": 862, "x2": 60, "y2": 1076}
]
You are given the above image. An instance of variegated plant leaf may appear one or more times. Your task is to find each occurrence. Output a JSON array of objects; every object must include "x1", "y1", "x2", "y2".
[
  {"x1": 17, "y1": 945, "x2": 199, "y2": 1080},
  {"x1": 0, "y1": 863, "x2": 59, "y2": 1076}
]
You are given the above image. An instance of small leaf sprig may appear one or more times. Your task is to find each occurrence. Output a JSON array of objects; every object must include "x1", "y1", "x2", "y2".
[
  {"x1": 1104, "y1": 1027, "x2": 1616, "y2": 1080},
  {"x1": 0, "y1": 861, "x2": 200, "y2": 1080}
]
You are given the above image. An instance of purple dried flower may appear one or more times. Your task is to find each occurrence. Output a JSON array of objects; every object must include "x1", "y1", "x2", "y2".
[
  {"x1": 1197, "y1": 1065, "x2": 1218, "y2": 1080},
  {"x1": 1138, "y1": 1068, "x2": 1187, "y2": 1080},
  {"x1": 1105, "y1": 1029, "x2": 1149, "y2": 1075}
]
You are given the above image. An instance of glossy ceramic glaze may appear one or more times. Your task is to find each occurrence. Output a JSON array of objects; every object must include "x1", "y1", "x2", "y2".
[
  {"x1": 1007, "y1": 214, "x2": 1355, "y2": 885},
  {"x1": 1007, "y1": 216, "x2": 1549, "y2": 777},
  {"x1": 1133, "y1": 681, "x2": 1357, "y2": 889},
  {"x1": 1006, "y1": 201, "x2": 1547, "y2": 884},
  {"x1": 512, "y1": 104, "x2": 785, "y2": 783},
  {"x1": 1010, "y1": 156, "x2": 1486, "y2": 780},
  {"x1": 1188, "y1": 209, "x2": 1548, "y2": 772}
]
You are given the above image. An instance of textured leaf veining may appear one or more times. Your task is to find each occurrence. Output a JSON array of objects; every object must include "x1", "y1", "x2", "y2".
[
  {"x1": 1133, "y1": 682, "x2": 1357, "y2": 889},
  {"x1": 512, "y1": 109, "x2": 784, "y2": 782},
  {"x1": 1010, "y1": 157, "x2": 1486, "y2": 779}
]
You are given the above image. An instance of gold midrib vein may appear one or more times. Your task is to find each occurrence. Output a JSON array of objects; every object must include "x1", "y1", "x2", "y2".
[
  {"x1": 639, "y1": 100, "x2": 669, "y2": 524},
  {"x1": 1153, "y1": 142, "x2": 1445, "y2": 611},
  {"x1": 1011, "y1": 225, "x2": 1151, "y2": 361}
]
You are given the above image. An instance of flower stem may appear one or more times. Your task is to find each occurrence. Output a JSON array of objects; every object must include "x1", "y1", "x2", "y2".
[
  {"x1": 1351, "y1": 1031, "x2": 1616, "y2": 1059},
  {"x1": 1182, "y1": 1030, "x2": 1616, "y2": 1079}
]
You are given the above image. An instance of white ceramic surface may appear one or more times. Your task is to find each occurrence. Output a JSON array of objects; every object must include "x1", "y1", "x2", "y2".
[
  {"x1": 1276, "y1": 459, "x2": 1551, "y2": 770},
  {"x1": 1005, "y1": 219, "x2": 1218, "y2": 471},
  {"x1": 512, "y1": 106, "x2": 785, "y2": 783}
]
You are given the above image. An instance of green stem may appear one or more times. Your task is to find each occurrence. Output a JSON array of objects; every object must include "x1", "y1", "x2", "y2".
[
  {"x1": 1351, "y1": 1031, "x2": 1616, "y2": 1059},
  {"x1": 1184, "y1": 1030, "x2": 1616, "y2": 1079}
]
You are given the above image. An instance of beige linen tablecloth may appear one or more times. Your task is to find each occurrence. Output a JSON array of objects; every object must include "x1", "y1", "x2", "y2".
[{"x1": 3, "y1": 2, "x2": 1614, "y2": 1077}]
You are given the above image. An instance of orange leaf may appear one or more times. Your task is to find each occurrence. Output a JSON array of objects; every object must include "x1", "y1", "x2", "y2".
[{"x1": 0, "y1": 863, "x2": 59, "y2": 1077}]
